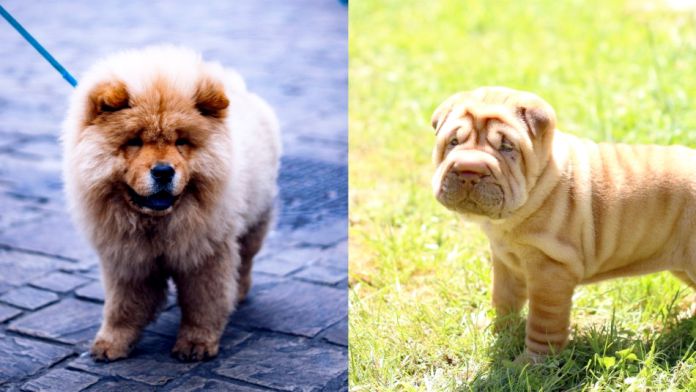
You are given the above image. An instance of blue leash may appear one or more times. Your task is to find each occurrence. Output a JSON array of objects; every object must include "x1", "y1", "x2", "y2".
[{"x1": 0, "y1": 4, "x2": 77, "y2": 87}]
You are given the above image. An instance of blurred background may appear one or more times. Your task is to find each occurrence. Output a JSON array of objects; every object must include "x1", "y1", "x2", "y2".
[{"x1": 0, "y1": 1, "x2": 348, "y2": 390}]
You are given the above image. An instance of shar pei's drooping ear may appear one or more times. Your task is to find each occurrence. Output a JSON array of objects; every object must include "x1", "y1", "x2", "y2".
[
  {"x1": 511, "y1": 91, "x2": 557, "y2": 139},
  {"x1": 431, "y1": 92, "x2": 467, "y2": 134}
]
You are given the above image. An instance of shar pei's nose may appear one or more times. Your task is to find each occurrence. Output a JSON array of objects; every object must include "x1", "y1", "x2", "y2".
[{"x1": 450, "y1": 153, "x2": 490, "y2": 180}]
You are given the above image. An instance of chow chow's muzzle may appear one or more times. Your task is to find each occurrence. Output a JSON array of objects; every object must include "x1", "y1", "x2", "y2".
[{"x1": 127, "y1": 162, "x2": 185, "y2": 213}]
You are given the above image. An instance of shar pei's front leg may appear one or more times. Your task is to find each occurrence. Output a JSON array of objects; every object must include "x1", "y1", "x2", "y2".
[{"x1": 515, "y1": 255, "x2": 579, "y2": 364}]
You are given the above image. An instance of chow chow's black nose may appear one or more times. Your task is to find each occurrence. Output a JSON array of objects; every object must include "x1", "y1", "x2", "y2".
[{"x1": 151, "y1": 163, "x2": 175, "y2": 183}]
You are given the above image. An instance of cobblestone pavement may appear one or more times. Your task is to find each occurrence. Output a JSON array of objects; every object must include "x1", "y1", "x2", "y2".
[{"x1": 0, "y1": 1, "x2": 347, "y2": 391}]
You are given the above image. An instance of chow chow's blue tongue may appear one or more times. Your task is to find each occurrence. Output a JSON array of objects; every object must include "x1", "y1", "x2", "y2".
[{"x1": 145, "y1": 191, "x2": 175, "y2": 210}]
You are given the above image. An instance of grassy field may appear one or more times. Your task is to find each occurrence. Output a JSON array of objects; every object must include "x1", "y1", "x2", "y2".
[{"x1": 349, "y1": 0, "x2": 696, "y2": 390}]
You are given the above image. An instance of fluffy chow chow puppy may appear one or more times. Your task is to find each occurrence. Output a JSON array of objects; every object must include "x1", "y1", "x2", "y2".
[
  {"x1": 62, "y1": 46, "x2": 280, "y2": 361},
  {"x1": 431, "y1": 86, "x2": 696, "y2": 363}
]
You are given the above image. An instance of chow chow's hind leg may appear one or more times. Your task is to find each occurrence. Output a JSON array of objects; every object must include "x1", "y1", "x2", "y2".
[{"x1": 236, "y1": 207, "x2": 273, "y2": 303}]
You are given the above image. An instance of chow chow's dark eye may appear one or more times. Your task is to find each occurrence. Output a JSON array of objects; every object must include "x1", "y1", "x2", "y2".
[
  {"x1": 449, "y1": 138, "x2": 458, "y2": 146},
  {"x1": 125, "y1": 137, "x2": 143, "y2": 147},
  {"x1": 175, "y1": 138, "x2": 191, "y2": 146}
]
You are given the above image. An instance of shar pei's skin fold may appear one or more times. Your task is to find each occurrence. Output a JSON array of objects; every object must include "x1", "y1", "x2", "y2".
[{"x1": 430, "y1": 86, "x2": 696, "y2": 363}]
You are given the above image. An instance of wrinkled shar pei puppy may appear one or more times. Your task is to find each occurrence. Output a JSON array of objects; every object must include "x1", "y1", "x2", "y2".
[{"x1": 431, "y1": 86, "x2": 696, "y2": 363}]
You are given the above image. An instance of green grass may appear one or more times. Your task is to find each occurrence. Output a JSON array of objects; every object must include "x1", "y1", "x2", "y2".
[{"x1": 349, "y1": 0, "x2": 696, "y2": 390}]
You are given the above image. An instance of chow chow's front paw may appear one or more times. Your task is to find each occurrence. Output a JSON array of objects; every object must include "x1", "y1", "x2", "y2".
[
  {"x1": 171, "y1": 338, "x2": 219, "y2": 362},
  {"x1": 90, "y1": 336, "x2": 132, "y2": 361}
]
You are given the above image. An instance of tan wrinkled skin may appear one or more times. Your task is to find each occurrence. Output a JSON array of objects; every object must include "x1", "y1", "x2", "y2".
[{"x1": 431, "y1": 86, "x2": 696, "y2": 361}]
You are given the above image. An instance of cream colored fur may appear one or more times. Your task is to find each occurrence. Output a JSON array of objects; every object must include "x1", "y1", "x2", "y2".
[
  {"x1": 61, "y1": 46, "x2": 280, "y2": 361},
  {"x1": 431, "y1": 86, "x2": 696, "y2": 362}
]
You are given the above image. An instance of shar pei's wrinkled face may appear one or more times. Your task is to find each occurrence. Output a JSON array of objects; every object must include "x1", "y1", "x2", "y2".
[{"x1": 431, "y1": 87, "x2": 557, "y2": 220}]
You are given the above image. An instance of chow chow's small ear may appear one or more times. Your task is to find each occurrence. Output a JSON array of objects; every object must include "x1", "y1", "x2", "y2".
[
  {"x1": 195, "y1": 78, "x2": 229, "y2": 118},
  {"x1": 87, "y1": 80, "x2": 129, "y2": 122},
  {"x1": 518, "y1": 101, "x2": 556, "y2": 139},
  {"x1": 431, "y1": 93, "x2": 464, "y2": 134}
]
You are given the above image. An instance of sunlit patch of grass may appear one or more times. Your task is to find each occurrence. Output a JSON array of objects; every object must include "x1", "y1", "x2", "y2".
[{"x1": 349, "y1": 0, "x2": 696, "y2": 390}]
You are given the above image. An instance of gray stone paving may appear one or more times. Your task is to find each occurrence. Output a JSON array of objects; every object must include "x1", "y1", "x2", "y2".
[{"x1": 0, "y1": 0, "x2": 347, "y2": 390}]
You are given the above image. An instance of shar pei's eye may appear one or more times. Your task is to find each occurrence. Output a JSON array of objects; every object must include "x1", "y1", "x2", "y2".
[
  {"x1": 499, "y1": 137, "x2": 514, "y2": 152},
  {"x1": 449, "y1": 138, "x2": 458, "y2": 147}
]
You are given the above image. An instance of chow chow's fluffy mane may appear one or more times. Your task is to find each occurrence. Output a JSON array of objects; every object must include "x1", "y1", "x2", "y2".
[
  {"x1": 62, "y1": 46, "x2": 279, "y2": 268},
  {"x1": 61, "y1": 45, "x2": 280, "y2": 361}
]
